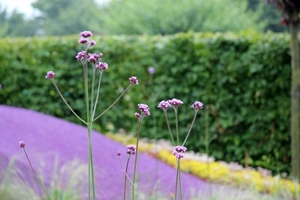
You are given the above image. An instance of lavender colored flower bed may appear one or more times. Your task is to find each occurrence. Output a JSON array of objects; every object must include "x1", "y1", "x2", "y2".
[{"x1": 0, "y1": 105, "x2": 211, "y2": 199}]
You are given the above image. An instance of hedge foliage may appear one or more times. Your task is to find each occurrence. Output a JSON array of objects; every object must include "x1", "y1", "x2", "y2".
[{"x1": 0, "y1": 31, "x2": 291, "y2": 174}]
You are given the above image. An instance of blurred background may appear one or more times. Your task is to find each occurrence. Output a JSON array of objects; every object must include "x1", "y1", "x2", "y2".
[{"x1": 0, "y1": 0, "x2": 288, "y2": 37}]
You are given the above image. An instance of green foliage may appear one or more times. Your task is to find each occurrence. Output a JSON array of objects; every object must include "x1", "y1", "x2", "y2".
[
  {"x1": 0, "y1": 6, "x2": 37, "y2": 37},
  {"x1": 0, "y1": 31, "x2": 291, "y2": 174},
  {"x1": 31, "y1": 0, "x2": 101, "y2": 36},
  {"x1": 100, "y1": 0, "x2": 265, "y2": 35}
]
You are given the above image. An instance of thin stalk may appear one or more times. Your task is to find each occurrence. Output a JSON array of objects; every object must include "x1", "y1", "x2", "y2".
[
  {"x1": 163, "y1": 111, "x2": 175, "y2": 145},
  {"x1": 51, "y1": 79, "x2": 87, "y2": 125},
  {"x1": 93, "y1": 84, "x2": 131, "y2": 122},
  {"x1": 22, "y1": 148, "x2": 51, "y2": 200},
  {"x1": 88, "y1": 124, "x2": 96, "y2": 200},
  {"x1": 174, "y1": 159, "x2": 180, "y2": 200},
  {"x1": 178, "y1": 160, "x2": 183, "y2": 200},
  {"x1": 123, "y1": 156, "x2": 132, "y2": 200},
  {"x1": 90, "y1": 67, "x2": 96, "y2": 118},
  {"x1": 92, "y1": 71, "x2": 103, "y2": 120},
  {"x1": 205, "y1": 106, "x2": 211, "y2": 198},
  {"x1": 118, "y1": 156, "x2": 134, "y2": 185},
  {"x1": 182, "y1": 111, "x2": 198, "y2": 147},
  {"x1": 82, "y1": 62, "x2": 95, "y2": 200},
  {"x1": 174, "y1": 109, "x2": 179, "y2": 145},
  {"x1": 132, "y1": 119, "x2": 142, "y2": 200}
]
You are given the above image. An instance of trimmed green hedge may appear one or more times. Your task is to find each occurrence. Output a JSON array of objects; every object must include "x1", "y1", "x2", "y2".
[{"x1": 0, "y1": 31, "x2": 291, "y2": 174}]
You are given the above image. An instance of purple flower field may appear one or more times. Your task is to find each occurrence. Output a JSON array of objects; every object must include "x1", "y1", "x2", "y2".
[{"x1": 0, "y1": 105, "x2": 212, "y2": 199}]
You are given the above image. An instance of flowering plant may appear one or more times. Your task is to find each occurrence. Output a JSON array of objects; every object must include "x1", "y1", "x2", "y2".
[
  {"x1": 41, "y1": 31, "x2": 137, "y2": 200},
  {"x1": 20, "y1": 30, "x2": 204, "y2": 200}
]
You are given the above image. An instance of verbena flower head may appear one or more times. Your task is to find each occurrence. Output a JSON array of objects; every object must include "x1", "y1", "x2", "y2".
[
  {"x1": 127, "y1": 145, "x2": 136, "y2": 155},
  {"x1": 76, "y1": 51, "x2": 86, "y2": 61},
  {"x1": 95, "y1": 62, "x2": 108, "y2": 71},
  {"x1": 45, "y1": 71, "x2": 55, "y2": 79},
  {"x1": 19, "y1": 141, "x2": 25, "y2": 148},
  {"x1": 158, "y1": 100, "x2": 172, "y2": 111},
  {"x1": 138, "y1": 104, "x2": 150, "y2": 116},
  {"x1": 168, "y1": 98, "x2": 183, "y2": 107},
  {"x1": 78, "y1": 37, "x2": 88, "y2": 44},
  {"x1": 191, "y1": 101, "x2": 204, "y2": 111},
  {"x1": 80, "y1": 31, "x2": 93, "y2": 38},
  {"x1": 173, "y1": 146, "x2": 187, "y2": 159},
  {"x1": 129, "y1": 76, "x2": 139, "y2": 85},
  {"x1": 148, "y1": 67, "x2": 155, "y2": 75},
  {"x1": 87, "y1": 53, "x2": 97, "y2": 63}
]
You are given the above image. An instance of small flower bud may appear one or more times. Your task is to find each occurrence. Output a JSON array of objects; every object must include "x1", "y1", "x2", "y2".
[
  {"x1": 45, "y1": 71, "x2": 55, "y2": 79},
  {"x1": 89, "y1": 40, "x2": 96, "y2": 46},
  {"x1": 129, "y1": 76, "x2": 139, "y2": 85},
  {"x1": 19, "y1": 141, "x2": 25, "y2": 148},
  {"x1": 127, "y1": 145, "x2": 136, "y2": 155},
  {"x1": 191, "y1": 101, "x2": 204, "y2": 111}
]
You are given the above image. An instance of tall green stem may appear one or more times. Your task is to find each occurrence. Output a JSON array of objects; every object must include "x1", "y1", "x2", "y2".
[
  {"x1": 175, "y1": 159, "x2": 182, "y2": 200},
  {"x1": 123, "y1": 156, "x2": 131, "y2": 200},
  {"x1": 88, "y1": 124, "x2": 96, "y2": 200},
  {"x1": 82, "y1": 63, "x2": 96, "y2": 200},
  {"x1": 132, "y1": 119, "x2": 142, "y2": 200},
  {"x1": 205, "y1": 106, "x2": 211, "y2": 198}
]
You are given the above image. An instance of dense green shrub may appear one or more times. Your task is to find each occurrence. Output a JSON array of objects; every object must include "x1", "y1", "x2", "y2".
[{"x1": 0, "y1": 31, "x2": 291, "y2": 174}]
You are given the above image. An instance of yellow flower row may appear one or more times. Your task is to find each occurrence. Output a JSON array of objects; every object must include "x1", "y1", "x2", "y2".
[{"x1": 106, "y1": 133, "x2": 300, "y2": 197}]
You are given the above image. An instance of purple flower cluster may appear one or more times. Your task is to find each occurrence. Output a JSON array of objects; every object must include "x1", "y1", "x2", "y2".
[
  {"x1": 158, "y1": 98, "x2": 183, "y2": 111},
  {"x1": 78, "y1": 31, "x2": 96, "y2": 47},
  {"x1": 76, "y1": 51, "x2": 86, "y2": 61},
  {"x1": 80, "y1": 31, "x2": 93, "y2": 38},
  {"x1": 173, "y1": 146, "x2": 187, "y2": 159},
  {"x1": 126, "y1": 145, "x2": 136, "y2": 155},
  {"x1": 157, "y1": 100, "x2": 172, "y2": 111},
  {"x1": 129, "y1": 76, "x2": 139, "y2": 85},
  {"x1": 138, "y1": 104, "x2": 150, "y2": 116},
  {"x1": 168, "y1": 98, "x2": 184, "y2": 107},
  {"x1": 191, "y1": 101, "x2": 204, "y2": 111},
  {"x1": 45, "y1": 71, "x2": 55, "y2": 79},
  {"x1": 87, "y1": 53, "x2": 103, "y2": 63},
  {"x1": 135, "y1": 104, "x2": 150, "y2": 120},
  {"x1": 95, "y1": 62, "x2": 108, "y2": 70},
  {"x1": 76, "y1": 31, "x2": 110, "y2": 72}
]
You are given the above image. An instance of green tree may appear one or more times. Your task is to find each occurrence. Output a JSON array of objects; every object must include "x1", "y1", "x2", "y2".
[
  {"x1": 248, "y1": 0, "x2": 285, "y2": 32},
  {"x1": 268, "y1": 0, "x2": 300, "y2": 180},
  {"x1": 0, "y1": 5, "x2": 36, "y2": 37},
  {"x1": 31, "y1": 0, "x2": 102, "y2": 36},
  {"x1": 99, "y1": 0, "x2": 266, "y2": 35}
]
